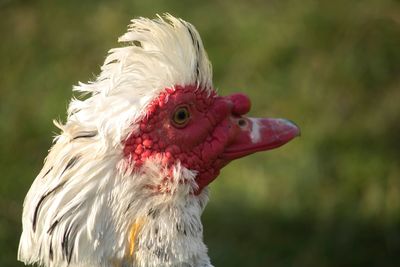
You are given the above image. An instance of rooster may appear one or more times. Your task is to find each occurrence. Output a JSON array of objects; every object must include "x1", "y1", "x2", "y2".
[{"x1": 18, "y1": 14, "x2": 299, "y2": 267}]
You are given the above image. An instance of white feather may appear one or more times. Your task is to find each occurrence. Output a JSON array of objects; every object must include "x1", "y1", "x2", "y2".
[{"x1": 19, "y1": 14, "x2": 214, "y2": 267}]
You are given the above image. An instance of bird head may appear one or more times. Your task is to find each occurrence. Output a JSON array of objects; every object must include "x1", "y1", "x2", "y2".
[
  {"x1": 19, "y1": 14, "x2": 299, "y2": 267},
  {"x1": 111, "y1": 14, "x2": 299, "y2": 195}
]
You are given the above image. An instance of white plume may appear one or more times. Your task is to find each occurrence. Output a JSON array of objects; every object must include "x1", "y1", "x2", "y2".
[{"x1": 19, "y1": 14, "x2": 214, "y2": 267}]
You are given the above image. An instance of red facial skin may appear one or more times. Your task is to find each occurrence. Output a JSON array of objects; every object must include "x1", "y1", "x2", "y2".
[{"x1": 123, "y1": 85, "x2": 299, "y2": 194}]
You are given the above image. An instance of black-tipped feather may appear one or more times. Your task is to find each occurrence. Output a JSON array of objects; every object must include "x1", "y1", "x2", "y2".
[
  {"x1": 72, "y1": 131, "x2": 97, "y2": 140},
  {"x1": 32, "y1": 182, "x2": 66, "y2": 232}
]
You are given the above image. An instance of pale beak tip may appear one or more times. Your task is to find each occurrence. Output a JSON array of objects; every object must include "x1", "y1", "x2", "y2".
[{"x1": 281, "y1": 119, "x2": 301, "y2": 137}]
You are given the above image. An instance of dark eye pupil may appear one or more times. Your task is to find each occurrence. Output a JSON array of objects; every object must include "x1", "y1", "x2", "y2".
[{"x1": 177, "y1": 110, "x2": 187, "y2": 121}]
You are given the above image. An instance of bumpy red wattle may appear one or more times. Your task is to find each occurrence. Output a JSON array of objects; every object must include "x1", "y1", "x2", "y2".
[{"x1": 123, "y1": 85, "x2": 250, "y2": 194}]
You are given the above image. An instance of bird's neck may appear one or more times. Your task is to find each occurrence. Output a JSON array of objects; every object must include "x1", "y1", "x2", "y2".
[
  {"x1": 109, "y1": 160, "x2": 213, "y2": 267},
  {"x1": 123, "y1": 192, "x2": 212, "y2": 267}
]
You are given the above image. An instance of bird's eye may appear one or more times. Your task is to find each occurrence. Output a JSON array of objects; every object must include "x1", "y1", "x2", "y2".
[{"x1": 172, "y1": 106, "x2": 190, "y2": 127}]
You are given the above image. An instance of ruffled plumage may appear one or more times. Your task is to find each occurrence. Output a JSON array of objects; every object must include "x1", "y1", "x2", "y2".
[{"x1": 19, "y1": 14, "x2": 214, "y2": 267}]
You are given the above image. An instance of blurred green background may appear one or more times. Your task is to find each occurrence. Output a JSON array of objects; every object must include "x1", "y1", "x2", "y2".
[{"x1": 1, "y1": 0, "x2": 399, "y2": 266}]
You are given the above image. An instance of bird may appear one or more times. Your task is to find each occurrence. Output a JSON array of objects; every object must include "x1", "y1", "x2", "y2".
[{"x1": 18, "y1": 14, "x2": 300, "y2": 267}]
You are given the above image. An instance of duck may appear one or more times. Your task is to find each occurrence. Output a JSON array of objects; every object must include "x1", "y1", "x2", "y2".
[{"x1": 18, "y1": 14, "x2": 299, "y2": 267}]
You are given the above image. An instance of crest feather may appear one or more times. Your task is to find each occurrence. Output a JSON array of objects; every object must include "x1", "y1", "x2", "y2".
[{"x1": 69, "y1": 13, "x2": 213, "y2": 146}]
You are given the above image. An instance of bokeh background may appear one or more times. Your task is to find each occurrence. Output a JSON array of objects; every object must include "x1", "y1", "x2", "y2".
[{"x1": 1, "y1": 0, "x2": 399, "y2": 266}]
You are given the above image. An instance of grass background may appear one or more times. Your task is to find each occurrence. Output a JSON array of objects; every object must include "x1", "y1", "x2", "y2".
[{"x1": 1, "y1": 0, "x2": 399, "y2": 266}]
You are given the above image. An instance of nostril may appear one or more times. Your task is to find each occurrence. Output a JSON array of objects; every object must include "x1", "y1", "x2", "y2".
[
  {"x1": 228, "y1": 93, "x2": 251, "y2": 116},
  {"x1": 238, "y1": 118, "x2": 247, "y2": 127}
]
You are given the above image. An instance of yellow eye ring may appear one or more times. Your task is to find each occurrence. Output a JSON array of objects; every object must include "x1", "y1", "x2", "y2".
[{"x1": 172, "y1": 106, "x2": 190, "y2": 127}]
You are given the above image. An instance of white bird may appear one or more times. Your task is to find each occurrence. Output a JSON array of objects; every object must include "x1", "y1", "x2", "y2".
[{"x1": 18, "y1": 14, "x2": 299, "y2": 267}]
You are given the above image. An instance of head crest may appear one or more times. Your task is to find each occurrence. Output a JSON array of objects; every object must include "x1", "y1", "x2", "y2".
[{"x1": 67, "y1": 14, "x2": 213, "y2": 147}]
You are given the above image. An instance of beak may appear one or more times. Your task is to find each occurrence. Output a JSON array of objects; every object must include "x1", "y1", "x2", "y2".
[{"x1": 223, "y1": 117, "x2": 300, "y2": 161}]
